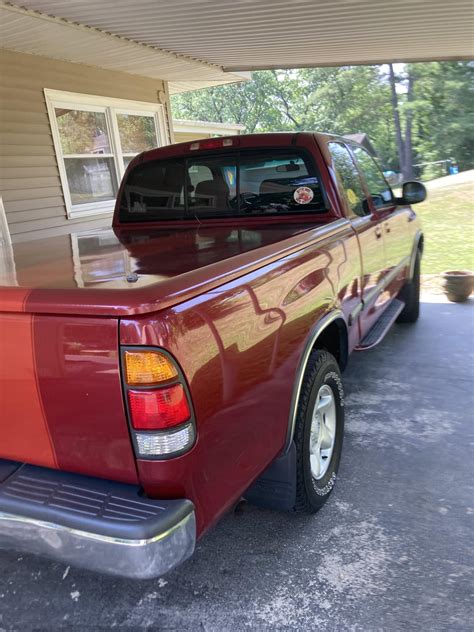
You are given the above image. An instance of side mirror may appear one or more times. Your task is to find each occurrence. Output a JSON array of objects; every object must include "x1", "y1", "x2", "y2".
[{"x1": 399, "y1": 181, "x2": 427, "y2": 205}]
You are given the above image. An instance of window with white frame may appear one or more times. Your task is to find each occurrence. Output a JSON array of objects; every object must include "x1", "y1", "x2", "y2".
[{"x1": 45, "y1": 89, "x2": 167, "y2": 218}]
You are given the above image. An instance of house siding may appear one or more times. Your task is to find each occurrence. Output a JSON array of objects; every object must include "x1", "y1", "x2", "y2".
[
  {"x1": 174, "y1": 132, "x2": 213, "y2": 144},
  {"x1": 0, "y1": 49, "x2": 171, "y2": 243}
]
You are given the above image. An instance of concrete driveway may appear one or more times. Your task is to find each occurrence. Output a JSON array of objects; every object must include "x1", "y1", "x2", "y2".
[{"x1": 1, "y1": 295, "x2": 473, "y2": 631}]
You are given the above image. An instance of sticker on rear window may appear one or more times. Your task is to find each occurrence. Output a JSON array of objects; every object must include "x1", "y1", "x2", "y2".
[{"x1": 294, "y1": 186, "x2": 314, "y2": 204}]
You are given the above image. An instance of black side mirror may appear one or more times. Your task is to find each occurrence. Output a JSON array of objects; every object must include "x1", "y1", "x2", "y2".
[{"x1": 399, "y1": 181, "x2": 427, "y2": 205}]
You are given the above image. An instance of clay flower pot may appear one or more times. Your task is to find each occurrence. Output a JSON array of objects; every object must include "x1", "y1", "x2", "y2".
[{"x1": 441, "y1": 270, "x2": 474, "y2": 303}]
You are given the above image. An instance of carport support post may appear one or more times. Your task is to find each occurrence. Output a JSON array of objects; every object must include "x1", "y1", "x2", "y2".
[
  {"x1": 404, "y1": 71, "x2": 415, "y2": 180},
  {"x1": 389, "y1": 63, "x2": 405, "y2": 177}
]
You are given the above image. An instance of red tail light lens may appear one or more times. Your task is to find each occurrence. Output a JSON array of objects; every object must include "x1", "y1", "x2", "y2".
[{"x1": 128, "y1": 385, "x2": 191, "y2": 430}]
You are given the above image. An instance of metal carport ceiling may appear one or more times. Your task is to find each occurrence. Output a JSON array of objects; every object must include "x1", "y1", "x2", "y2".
[
  {"x1": 2, "y1": 0, "x2": 473, "y2": 91},
  {"x1": 0, "y1": 0, "x2": 474, "y2": 93}
]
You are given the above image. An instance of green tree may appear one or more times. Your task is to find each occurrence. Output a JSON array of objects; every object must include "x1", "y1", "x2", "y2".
[
  {"x1": 171, "y1": 72, "x2": 284, "y2": 132},
  {"x1": 172, "y1": 62, "x2": 473, "y2": 177},
  {"x1": 173, "y1": 67, "x2": 395, "y2": 160},
  {"x1": 409, "y1": 62, "x2": 474, "y2": 174}
]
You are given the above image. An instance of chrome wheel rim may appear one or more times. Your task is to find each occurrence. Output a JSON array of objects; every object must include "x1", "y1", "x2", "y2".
[{"x1": 309, "y1": 384, "x2": 337, "y2": 480}]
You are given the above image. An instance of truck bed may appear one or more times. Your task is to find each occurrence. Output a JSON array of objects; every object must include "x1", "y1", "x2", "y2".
[{"x1": 1, "y1": 220, "x2": 343, "y2": 316}]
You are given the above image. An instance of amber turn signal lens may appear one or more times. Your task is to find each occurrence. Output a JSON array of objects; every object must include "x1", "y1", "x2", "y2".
[{"x1": 124, "y1": 350, "x2": 178, "y2": 385}]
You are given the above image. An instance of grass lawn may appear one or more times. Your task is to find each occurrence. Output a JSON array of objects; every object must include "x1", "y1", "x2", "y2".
[{"x1": 416, "y1": 173, "x2": 474, "y2": 274}]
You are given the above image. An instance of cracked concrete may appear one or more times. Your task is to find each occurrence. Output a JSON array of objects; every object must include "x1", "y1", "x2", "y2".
[{"x1": 0, "y1": 296, "x2": 473, "y2": 631}]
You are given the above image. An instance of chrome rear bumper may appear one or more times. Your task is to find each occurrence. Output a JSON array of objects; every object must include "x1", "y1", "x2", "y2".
[{"x1": 0, "y1": 461, "x2": 196, "y2": 579}]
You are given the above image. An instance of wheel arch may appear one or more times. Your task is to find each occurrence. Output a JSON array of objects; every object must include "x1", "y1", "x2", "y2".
[{"x1": 282, "y1": 309, "x2": 347, "y2": 455}]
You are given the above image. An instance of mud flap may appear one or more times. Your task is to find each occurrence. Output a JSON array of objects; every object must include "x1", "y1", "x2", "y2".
[{"x1": 244, "y1": 442, "x2": 297, "y2": 511}]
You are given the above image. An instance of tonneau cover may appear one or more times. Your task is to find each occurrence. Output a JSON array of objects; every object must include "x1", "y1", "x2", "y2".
[{"x1": 0, "y1": 221, "x2": 341, "y2": 316}]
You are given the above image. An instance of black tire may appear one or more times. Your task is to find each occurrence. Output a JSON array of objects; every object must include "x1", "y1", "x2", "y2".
[
  {"x1": 397, "y1": 249, "x2": 421, "y2": 323},
  {"x1": 292, "y1": 350, "x2": 344, "y2": 513}
]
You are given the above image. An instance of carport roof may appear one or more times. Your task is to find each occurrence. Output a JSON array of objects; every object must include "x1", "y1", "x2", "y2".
[{"x1": 1, "y1": 0, "x2": 472, "y2": 93}]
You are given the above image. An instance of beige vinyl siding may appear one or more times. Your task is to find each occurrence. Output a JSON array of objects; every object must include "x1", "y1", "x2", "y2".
[
  {"x1": 0, "y1": 49, "x2": 171, "y2": 242},
  {"x1": 173, "y1": 131, "x2": 213, "y2": 144}
]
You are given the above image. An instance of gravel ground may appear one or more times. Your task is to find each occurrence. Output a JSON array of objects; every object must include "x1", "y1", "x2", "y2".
[{"x1": 1, "y1": 295, "x2": 473, "y2": 631}]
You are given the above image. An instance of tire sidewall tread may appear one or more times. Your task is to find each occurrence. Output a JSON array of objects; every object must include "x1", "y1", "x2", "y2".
[
  {"x1": 397, "y1": 249, "x2": 421, "y2": 323},
  {"x1": 293, "y1": 350, "x2": 345, "y2": 513}
]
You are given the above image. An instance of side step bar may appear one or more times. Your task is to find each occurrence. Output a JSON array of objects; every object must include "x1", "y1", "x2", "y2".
[{"x1": 355, "y1": 299, "x2": 405, "y2": 351}]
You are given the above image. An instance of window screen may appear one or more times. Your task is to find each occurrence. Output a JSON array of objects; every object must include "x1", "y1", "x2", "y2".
[
  {"x1": 119, "y1": 150, "x2": 326, "y2": 221},
  {"x1": 48, "y1": 94, "x2": 163, "y2": 218},
  {"x1": 55, "y1": 108, "x2": 117, "y2": 207}
]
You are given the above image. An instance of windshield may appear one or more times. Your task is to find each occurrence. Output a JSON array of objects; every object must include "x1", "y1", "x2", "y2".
[{"x1": 119, "y1": 149, "x2": 326, "y2": 221}]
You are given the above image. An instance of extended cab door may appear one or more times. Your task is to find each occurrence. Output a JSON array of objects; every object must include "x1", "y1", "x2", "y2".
[
  {"x1": 350, "y1": 145, "x2": 409, "y2": 300},
  {"x1": 328, "y1": 141, "x2": 387, "y2": 339}
]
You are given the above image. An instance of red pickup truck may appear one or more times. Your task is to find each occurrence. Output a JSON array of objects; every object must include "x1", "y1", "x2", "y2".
[{"x1": 0, "y1": 133, "x2": 426, "y2": 578}]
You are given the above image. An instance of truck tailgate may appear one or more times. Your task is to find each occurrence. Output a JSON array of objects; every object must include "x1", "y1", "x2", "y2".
[{"x1": 0, "y1": 312, "x2": 138, "y2": 484}]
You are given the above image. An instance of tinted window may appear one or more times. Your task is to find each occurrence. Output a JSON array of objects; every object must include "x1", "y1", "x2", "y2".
[
  {"x1": 120, "y1": 159, "x2": 185, "y2": 220},
  {"x1": 187, "y1": 156, "x2": 237, "y2": 216},
  {"x1": 328, "y1": 142, "x2": 366, "y2": 217},
  {"x1": 119, "y1": 150, "x2": 326, "y2": 221},
  {"x1": 238, "y1": 153, "x2": 324, "y2": 214},
  {"x1": 352, "y1": 146, "x2": 393, "y2": 209}
]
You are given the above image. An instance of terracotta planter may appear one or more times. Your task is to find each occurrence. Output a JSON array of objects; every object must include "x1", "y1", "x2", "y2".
[{"x1": 441, "y1": 270, "x2": 474, "y2": 303}]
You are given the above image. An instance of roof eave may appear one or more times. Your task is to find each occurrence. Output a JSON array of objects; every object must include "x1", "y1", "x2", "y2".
[{"x1": 0, "y1": 2, "x2": 249, "y2": 93}]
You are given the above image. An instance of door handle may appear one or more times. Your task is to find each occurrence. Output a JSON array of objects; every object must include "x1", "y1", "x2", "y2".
[
  {"x1": 385, "y1": 223, "x2": 391, "y2": 233},
  {"x1": 375, "y1": 227, "x2": 383, "y2": 239}
]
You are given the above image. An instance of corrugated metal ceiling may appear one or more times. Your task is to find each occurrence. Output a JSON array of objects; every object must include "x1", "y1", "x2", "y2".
[
  {"x1": 2, "y1": 0, "x2": 472, "y2": 91},
  {"x1": 0, "y1": 3, "x2": 249, "y2": 93}
]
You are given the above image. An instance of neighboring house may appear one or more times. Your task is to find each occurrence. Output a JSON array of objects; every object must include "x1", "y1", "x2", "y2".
[
  {"x1": 0, "y1": 3, "x2": 247, "y2": 244},
  {"x1": 173, "y1": 120, "x2": 245, "y2": 144}
]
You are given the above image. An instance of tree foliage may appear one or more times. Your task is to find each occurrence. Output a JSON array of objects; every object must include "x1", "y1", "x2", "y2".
[
  {"x1": 406, "y1": 62, "x2": 474, "y2": 175},
  {"x1": 172, "y1": 62, "x2": 473, "y2": 175}
]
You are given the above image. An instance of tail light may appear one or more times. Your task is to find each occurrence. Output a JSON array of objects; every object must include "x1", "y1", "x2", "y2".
[
  {"x1": 124, "y1": 350, "x2": 178, "y2": 384},
  {"x1": 122, "y1": 348, "x2": 195, "y2": 458},
  {"x1": 128, "y1": 386, "x2": 190, "y2": 430}
]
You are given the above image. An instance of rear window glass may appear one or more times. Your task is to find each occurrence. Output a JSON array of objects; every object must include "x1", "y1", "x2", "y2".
[{"x1": 119, "y1": 150, "x2": 326, "y2": 221}]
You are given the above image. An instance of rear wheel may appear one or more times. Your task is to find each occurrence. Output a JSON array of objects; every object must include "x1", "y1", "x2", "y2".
[
  {"x1": 292, "y1": 350, "x2": 344, "y2": 513},
  {"x1": 397, "y1": 249, "x2": 421, "y2": 323}
]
